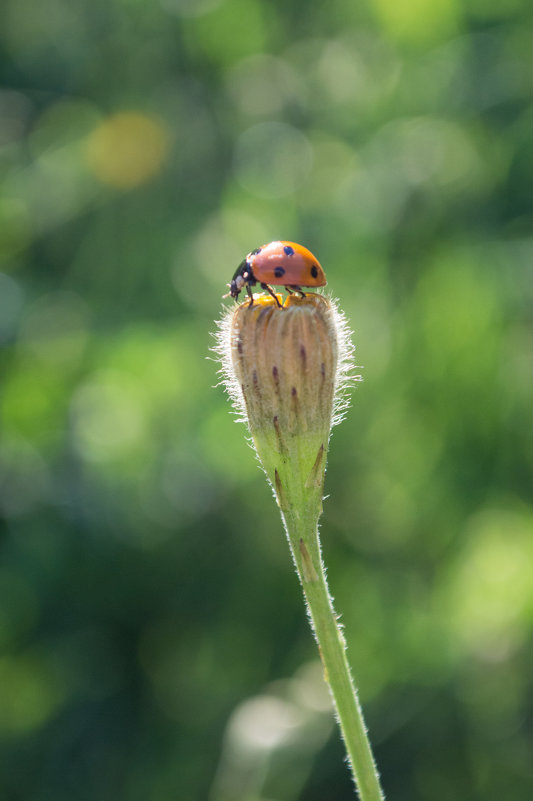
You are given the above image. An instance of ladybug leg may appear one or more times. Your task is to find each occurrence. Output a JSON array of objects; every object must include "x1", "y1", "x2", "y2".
[
  {"x1": 246, "y1": 285, "x2": 254, "y2": 307},
  {"x1": 261, "y1": 282, "x2": 283, "y2": 308},
  {"x1": 289, "y1": 285, "x2": 306, "y2": 298}
]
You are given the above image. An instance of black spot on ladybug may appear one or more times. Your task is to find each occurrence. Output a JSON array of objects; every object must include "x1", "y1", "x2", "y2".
[
  {"x1": 274, "y1": 266, "x2": 286, "y2": 278},
  {"x1": 310, "y1": 264, "x2": 319, "y2": 278},
  {"x1": 283, "y1": 245, "x2": 295, "y2": 256}
]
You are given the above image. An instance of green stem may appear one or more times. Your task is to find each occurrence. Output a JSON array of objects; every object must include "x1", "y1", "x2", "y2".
[{"x1": 283, "y1": 507, "x2": 385, "y2": 801}]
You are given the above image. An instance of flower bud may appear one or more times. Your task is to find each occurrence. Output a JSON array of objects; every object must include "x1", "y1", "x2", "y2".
[
  {"x1": 216, "y1": 293, "x2": 354, "y2": 515},
  {"x1": 214, "y1": 295, "x2": 383, "y2": 801}
]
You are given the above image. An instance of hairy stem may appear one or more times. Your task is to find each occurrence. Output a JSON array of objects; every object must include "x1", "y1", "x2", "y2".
[{"x1": 282, "y1": 504, "x2": 385, "y2": 801}]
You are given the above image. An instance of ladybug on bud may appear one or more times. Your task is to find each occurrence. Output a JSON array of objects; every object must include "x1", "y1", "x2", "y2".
[{"x1": 227, "y1": 241, "x2": 327, "y2": 307}]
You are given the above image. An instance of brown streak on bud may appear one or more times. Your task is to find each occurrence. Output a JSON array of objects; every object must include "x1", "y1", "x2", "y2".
[
  {"x1": 289, "y1": 384, "x2": 304, "y2": 432},
  {"x1": 299, "y1": 538, "x2": 319, "y2": 583},
  {"x1": 273, "y1": 415, "x2": 286, "y2": 454},
  {"x1": 305, "y1": 444, "x2": 325, "y2": 489},
  {"x1": 274, "y1": 469, "x2": 288, "y2": 511},
  {"x1": 272, "y1": 365, "x2": 279, "y2": 384},
  {"x1": 300, "y1": 344, "x2": 307, "y2": 368},
  {"x1": 257, "y1": 306, "x2": 273, "y2": 323}
]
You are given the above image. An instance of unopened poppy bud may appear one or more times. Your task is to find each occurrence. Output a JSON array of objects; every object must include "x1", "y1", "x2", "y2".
[{"x1": 216, "y1": 293, "x2": 354, "y2": 516}]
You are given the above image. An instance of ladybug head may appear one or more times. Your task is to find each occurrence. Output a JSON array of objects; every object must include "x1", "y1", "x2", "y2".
[
  {"x1": 229, "y1": 258, "x2": 254, "y2": 300},
  {"x1": 229, "y1": 274, "x2": 246, "y2": 300}
]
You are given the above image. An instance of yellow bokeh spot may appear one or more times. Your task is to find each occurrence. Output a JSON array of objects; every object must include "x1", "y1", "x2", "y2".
[{"x1": 85, "y1": 111, "x2": 169, "y2": 189}]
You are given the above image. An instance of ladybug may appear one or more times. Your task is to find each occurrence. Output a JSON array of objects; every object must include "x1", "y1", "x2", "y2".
[{"x1": 228, "y1": 241, "x2": 326, "y2": 307}]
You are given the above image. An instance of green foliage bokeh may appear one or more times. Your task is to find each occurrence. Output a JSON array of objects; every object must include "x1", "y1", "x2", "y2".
[{"x1": 1, "y1": 0, "x2": 533, "y2": 799}]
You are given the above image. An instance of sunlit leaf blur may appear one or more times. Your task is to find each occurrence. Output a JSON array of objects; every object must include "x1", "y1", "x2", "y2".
[{"x1": 1, "y1": 0, "x2": 532, "y2": 799}]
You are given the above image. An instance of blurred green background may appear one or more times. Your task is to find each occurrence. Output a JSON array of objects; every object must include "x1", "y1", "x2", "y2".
[{"x1": 1, "y1": 0, "x2": 533, "y2": 799}]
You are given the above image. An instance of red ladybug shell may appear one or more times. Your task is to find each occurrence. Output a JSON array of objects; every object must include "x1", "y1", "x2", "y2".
[{"x1": 248, "y1": 241, "x2": 326, "y2": 288}]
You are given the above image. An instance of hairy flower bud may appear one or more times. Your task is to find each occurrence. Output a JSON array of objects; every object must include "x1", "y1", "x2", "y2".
[
  {"x1": 216, "y1": 293, "x2": 355, "y2": 514},
  {"x1": 214, "y1": 293, "x2": 385, "y2": 801}
]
